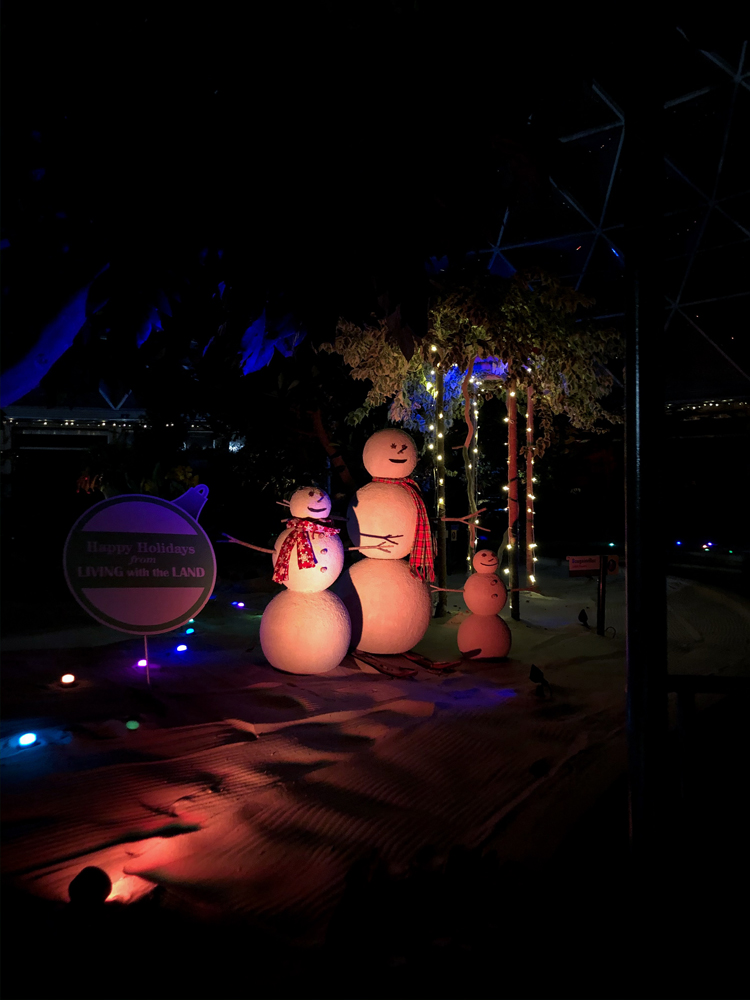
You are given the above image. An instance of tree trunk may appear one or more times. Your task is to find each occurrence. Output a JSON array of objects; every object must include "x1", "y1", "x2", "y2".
[
  {"x1": 308, "y1": 409, "x2": 356, "y2": 494},
  {"x1": 507, "y1": 383, "x2": 520, "y2": 619},
  {"x1": 525, "y1": 385, "x2": 536, "y2": 587},
  {"x1": 434, "y1": 368, "x2": 448, "y2": 616},
  {"x1": 460, "y1": 363, "x2": 478, "y2": 569}
]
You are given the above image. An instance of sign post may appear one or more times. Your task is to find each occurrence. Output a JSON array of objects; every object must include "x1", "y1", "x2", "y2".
[{"x1": 597, "y1": 555, "x2": 607, "y2": 636}]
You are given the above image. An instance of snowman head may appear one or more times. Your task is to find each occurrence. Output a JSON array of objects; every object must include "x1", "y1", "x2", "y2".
[
  {"x1": 473, "y1": 549, "x2": 499, "y2": 574},
  {"x1": 363, "y1": 429, "x2": 417, "y2": 479},
  {"x1": 289, "y1": 487, "x2": 332, "y2": 520}
]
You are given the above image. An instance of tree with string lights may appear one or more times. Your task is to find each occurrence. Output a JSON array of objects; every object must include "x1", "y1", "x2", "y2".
[{"x1": 320, "y1": 266, "x2": 623, "y2": 617}]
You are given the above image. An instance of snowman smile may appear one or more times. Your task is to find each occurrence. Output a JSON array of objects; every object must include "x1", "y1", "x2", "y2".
[
  {"x1": 389, "y1": 458, "x2": 407, "y2": 463},
  {"x1": 308, "y1": 506, "x2": 327, "y2": 513}
]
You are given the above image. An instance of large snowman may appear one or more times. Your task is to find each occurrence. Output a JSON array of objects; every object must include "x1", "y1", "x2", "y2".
[
  {"x1": 337, "y1": 429, "x2": 433, "y2": 654},
  {"x1": 433, "y1": 549, "x2": 512, "y2": 659},
  {"x1": 225, "y1": 487, "x2": 350, "y2": 674}
]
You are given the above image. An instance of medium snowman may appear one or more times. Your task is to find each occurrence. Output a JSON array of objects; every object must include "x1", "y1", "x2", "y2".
[
  {"x1": 336, "y1": 429, "x2": 433, "y2": 655},
  {"x1": 223, "y1": 487, "x2": 392, "y2": 674},
  {"x1": 433, "y1": 549, "x2": 512, "y2": 659}
]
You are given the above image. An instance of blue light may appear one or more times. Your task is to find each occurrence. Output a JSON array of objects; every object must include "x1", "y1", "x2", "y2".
[
  {"x1": 707, "y1": 542, "x2": 713, "y2": 547},
  {"x1": 188, "y1": 619, "x2": 195, "y2": 623},
  {"x1": 611, "y1": 248, "x2": 620, "y2": 257},
  {"x1": 608, "y1": 542, "x2": 615, "y2": 547},
  {"x1": 176, "y1": 644, "x2": 188, "y2": 652},
  {"x1": 185, "y1": 628, "x2": 194, "y2": 634},
  {"x1": 676, "y1": 541, "x2": 682, "y2": 545},
  {"x1": 18, "y1": 732, "x2": 37, "y2": 747},
  {"x1": 231, "y1": 601, "x2": 238, "y2": 606}
]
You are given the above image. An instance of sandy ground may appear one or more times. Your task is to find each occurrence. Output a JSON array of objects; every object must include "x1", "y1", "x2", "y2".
[{"x1": 3, "y1": 559, "x2": 750, "y2": 949}]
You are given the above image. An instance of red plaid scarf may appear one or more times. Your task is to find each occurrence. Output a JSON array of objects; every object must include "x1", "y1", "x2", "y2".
[
  {"x1": 371, "y1": 477, "x2": 434, "y2": 582},
  {"x1": 273, "y1": 518, "x2": 340, "y2": 584}
]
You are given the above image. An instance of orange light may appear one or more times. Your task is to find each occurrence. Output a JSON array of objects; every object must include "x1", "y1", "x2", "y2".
[{"x1": 61, "y1": 673, "x2": 75, "y2": 685}]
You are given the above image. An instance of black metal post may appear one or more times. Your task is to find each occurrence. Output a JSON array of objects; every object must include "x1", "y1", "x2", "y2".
[
  {"x1": 623, "y1": 46, "x2": 668, "y2": 867},
  {"x1": 596, "y1": 554, "x2": 607, "y2": 636}
]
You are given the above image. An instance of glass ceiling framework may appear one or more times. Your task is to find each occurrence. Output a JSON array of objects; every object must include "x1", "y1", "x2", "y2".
[{"x1": 481, "y1": 34, "x2": 750, "y2": 401}]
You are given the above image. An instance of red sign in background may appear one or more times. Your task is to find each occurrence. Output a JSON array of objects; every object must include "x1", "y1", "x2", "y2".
[{"x1": 63, "y1": 495, "x2": 217, "y2": 635}]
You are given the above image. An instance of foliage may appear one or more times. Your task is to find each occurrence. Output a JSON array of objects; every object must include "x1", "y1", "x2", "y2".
[{"x1": 320, "y1": 266, "x2": 624, "y2": 455}]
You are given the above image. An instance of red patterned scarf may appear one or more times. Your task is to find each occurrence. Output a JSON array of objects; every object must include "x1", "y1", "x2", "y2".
[
  {"x1": 273, "y1": 518, "x2": 340, "y2": 584},
  {"x1": 371, "y1": 477, "x2": 434, "y2": 582}
]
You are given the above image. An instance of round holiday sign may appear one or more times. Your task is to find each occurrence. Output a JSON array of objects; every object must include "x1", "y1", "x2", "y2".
[{"x1": 63, "y1": 494, "x2": 217, "y2": 635}]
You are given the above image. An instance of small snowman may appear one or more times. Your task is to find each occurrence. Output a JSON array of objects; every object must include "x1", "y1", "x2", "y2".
[
  {"x1": 223, "y1": 487, "x2": 394, "y2": 674},
  {"x1": 433, "y1": 549, "x2": 512, "y2": 660},
  {"x1": 337, "y1": 429, "x2": 433, "y2": 655}
]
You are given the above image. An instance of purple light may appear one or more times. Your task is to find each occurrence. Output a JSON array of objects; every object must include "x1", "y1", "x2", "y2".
[
  {"x1": 237, "y1": 602, "x2": 245, "y2": 608},
  {"x1": 706, "y1": 542, "x2": 713, "y2": 547},
  {"x1": 137, "y1": 658, "x2": 148, "y2": 667},
  {"x1": 176, "y1": 644, "x2": 188, "y2": 652}
]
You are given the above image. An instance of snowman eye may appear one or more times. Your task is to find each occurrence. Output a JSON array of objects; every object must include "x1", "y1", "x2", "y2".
[
  {"x1": 308, "y1": 491, "x2": 315, "y2": 496},
  {"x1": 390, "y1": 443, "x2": 397, "y2": 449},
  {"x1": 320, "y1": 548, "x2": 328, "y2": 554}
]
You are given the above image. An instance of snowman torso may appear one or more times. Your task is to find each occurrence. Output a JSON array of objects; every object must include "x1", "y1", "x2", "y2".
[
  {"x1": 346, "y1": 482, "x2": 416, "y2": 560},
  {"x1": 272, "y1": 524, "x2": 344, "y2": 592},
  {"x1": 463, "y1": 573, "x2": 507, "y2": 615}
]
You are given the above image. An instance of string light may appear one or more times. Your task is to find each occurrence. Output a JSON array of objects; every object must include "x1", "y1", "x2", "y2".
[
  {"x1": 510, "y1": 391, "x2": 516, "y2": 397},
  {"x1": 429, "y1": 424, "x2": 435, "y2": 430},
  {"x1": 439, "y1": 478, "x2": 444, "y2": 485},
  {"x1": 428, "y1": 443, "x2": 434, "y2": 450},
  {"x1": 439, "y1": 412, "x2": 444, "y2": 419},
  {"x1": 437, "y1": 455, "x2": 443, "y2": 461},
  {"x1": 529, "y1": 574, "x2": 536, "y2": 583},
  {"x1": 437, "y1": 432, "x2": 443, "y2": 438},
  {"x1": 503, "y1": 568, "x2": 509, "y2": 574},
  {"x1": 431, "y1": 345, "x2": 437, "y2": 351}
]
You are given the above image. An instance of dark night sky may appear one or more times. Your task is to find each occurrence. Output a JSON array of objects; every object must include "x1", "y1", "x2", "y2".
[{"x1": 2, "y1": 9, "x2": 748, "y2": 397}]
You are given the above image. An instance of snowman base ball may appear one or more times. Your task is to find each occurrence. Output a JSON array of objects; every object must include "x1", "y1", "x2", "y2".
[
  {"x1": 337, "y1": 558, "x2": 431, "y2": 655},
  {"x1": 458, "y1": 614, "x2": 512, "y2": 660},
  {"x1": 260, "y1": 590, "x2": 351, "y2": 674}
]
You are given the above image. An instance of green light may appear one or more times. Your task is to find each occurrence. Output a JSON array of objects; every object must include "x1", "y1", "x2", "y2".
[
  {"x1": 126, "y1": 720, "x2": 139, "y2": 730},
  {"x1": 729, "y1": 550, "x2": 733, "y2": 554}
]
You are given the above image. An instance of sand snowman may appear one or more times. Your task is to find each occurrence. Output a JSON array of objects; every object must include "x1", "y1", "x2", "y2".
[
  {"x1": 337, "y1": 429, "x2": 433, "y2": 654},
  {"x1": 434, "y1": 549, "x2": 512, "y2": 659},
  {"x1": 224, "y1": 487, "x2": 350, "y2": 674}
]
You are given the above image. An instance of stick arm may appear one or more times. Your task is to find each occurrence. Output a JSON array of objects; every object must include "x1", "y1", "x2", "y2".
[{"x1": 219, "y1": 533, "x2": 275, "y2": 554}]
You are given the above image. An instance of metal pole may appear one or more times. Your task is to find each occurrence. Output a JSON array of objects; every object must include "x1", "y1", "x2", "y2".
[
  {"x1": 525, "y1": 386, "x2": 536, "y2": 587},
  {"x1": 507, "y1": 384, "x2": 520, "y2": 620},
  {"x1": 435, "y1": 368, "x2": 448, "y2": 616},
  {"x1": 624, "y1": 44, "x2": 668, "y2": 867},
  {"x1": 597, "y1": 554, "x2": 607, "y2": 636}
]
